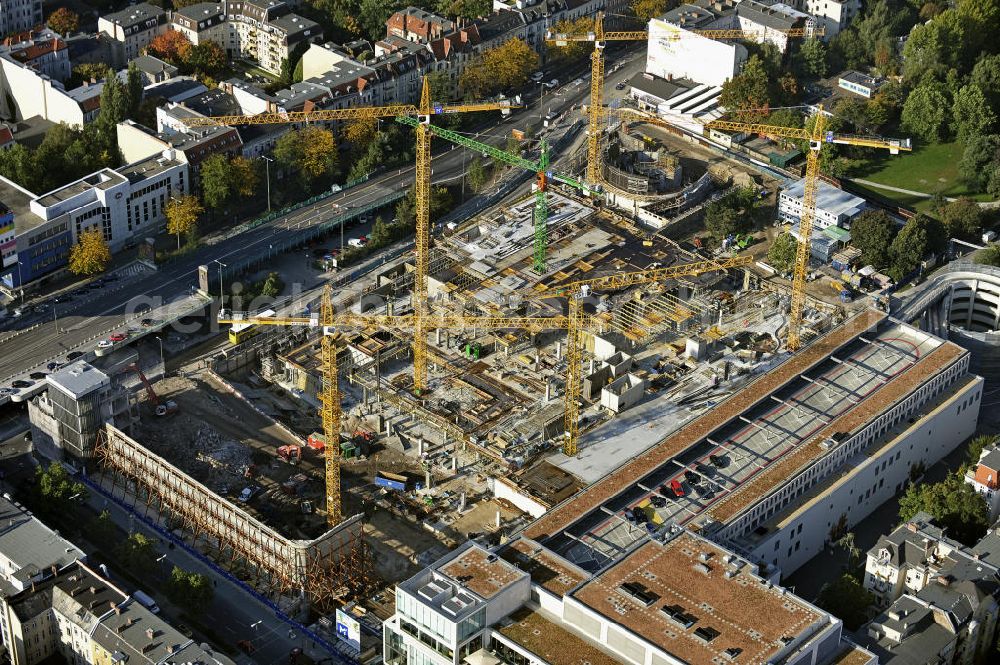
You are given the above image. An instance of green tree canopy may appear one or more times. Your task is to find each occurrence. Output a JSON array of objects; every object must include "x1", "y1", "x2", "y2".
[
  {"x1": 200, "y1": 153, "x2": 232, "y2": 210},
  {"x1": 719, "y1": 55, "x2": 771, "y2": 118},
  {"x1": 816, "y1": 574, "x2": 875, "y2": 630},
  {"x1": 167, "y1": 567, "x2": 214, "y2": 615},
  {"x1": 766, "y1": 233, "x2": 798, "y2": 274},
  {"x1": 899, "y1": 472, "x2": 989, "y2": 545},
  {"x1": 34, "y1": 463, "x2": 86, "y2": 517},
  {"x1": 848, "y1": 209, "x2": 896, "y2": 267},
  {"x1": 116, "y1": 533, "x2": 158, "y2": 574},
  {"x1": 976, "y1": 243, "x2": 1000, "y2": 267},
  {"x1": 959, "y1": 134, "x2": 1000, "y2": 191},
  {"x1": 794, "y1": 38, "x2": 827, "y2": 80},
  {"x1": 940, "y1": 198, "x2": 983, "y2": 241},
  {"x1": 952, "y1": 84, "x2": 997, "y2": 141},
  {"x1": 889, "y1": 213, "x2": 943, "y2": 279},
  {"x1": 901, "y1": 79, "x2": 951, "y2": 142}
]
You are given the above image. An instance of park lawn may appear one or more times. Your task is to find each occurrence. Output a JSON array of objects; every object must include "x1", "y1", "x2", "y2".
[{"x1": 853, "y1": 139, "x2": 993, "y2": 201}]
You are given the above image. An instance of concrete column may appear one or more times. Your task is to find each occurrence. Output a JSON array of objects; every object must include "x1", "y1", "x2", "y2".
[
  {"x1": 425, "y1": 468, "x2": 432, "y2": 489},
  {"x1": 417, "y1": 436, "x2": 424, "y2": 456},
  {"x1": 436, "y1": 329, "x2": 442, "y2": 345},
  {"x1": 589, "y1": 359, "x2": 596, "y2": 373},
  {"x1": 555, "y1": 341, "x2": 562, "y2": 359},
  {"x1": 451, "y1": 455, "x2": 458, "y2": 472},
  {"x1": 459, "y1": 492, "x2": 466, "y2": 512},
  {"x1": 385, "y1": 420, "x2": 392, "y2": 436},
  {"x1": 966, "y1": 280, "x2": 978, "y2": 330},
  {"x1": 534, "y1": 351, "x2": 540, "y2": 371},
  {"x1": 495, "y1": 509, "x2": 502, "y2": 529},
  {"x1": 545, "y1": 381, "x2": 551, "y2": 402}
]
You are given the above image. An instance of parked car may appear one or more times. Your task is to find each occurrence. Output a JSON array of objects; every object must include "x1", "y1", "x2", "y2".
[
  {"x1": 650, "y1": 495, "x2": 666, "y2": 508},
  {"x1": 97, "y1": 340, "x2": 114, "y2": 349},
  {"x1": 669, "y1": 479, "x2": 685, "y2": 497},
  {"x1": 29, "y1": 372, "x2": 46, "y2": 380},
  {"x1": 238, "y1": 487, "x2": 256, "y2": 503},
  {"x1": 11, "y1": 380, "x2": 33, "y2": 389},
  {"x1": 615, "y1": 81, "x2": 627, "y2": 90},
  {"x1": 709, "y1": 453, "x2": 728, "y2": 468},
  {"x1": 684, "y1": 470, "x2": 699, "y2": 484},
  {"x1": 66, "y1": 351, "x2": 84, "y2": 361},
  {"x1": 46, "y1": 362, "x2": 62, "y2": 371},
  {"x1": 530, "y1": 71, "x2": 544, "y2": 82},
  {"x1": 108, "y1": 333, "x2": 127, "y2": 342}
]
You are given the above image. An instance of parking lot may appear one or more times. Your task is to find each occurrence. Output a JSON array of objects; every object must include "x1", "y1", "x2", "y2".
[{"x1": 554, "y1": 323, "x2": 940, "y2": 570}]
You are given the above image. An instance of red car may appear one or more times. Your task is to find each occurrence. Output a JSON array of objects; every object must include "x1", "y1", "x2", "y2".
[
  {"x1": 669, "y1": 479, "x2": 685, "y2": 497},
  {"x1": 108, "y1": 333, "x2": 127, "y2": 342}
]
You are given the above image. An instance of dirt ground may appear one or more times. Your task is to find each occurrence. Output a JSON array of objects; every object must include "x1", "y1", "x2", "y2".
[{"x1": 134, "y1": 373, "x2": 330, "y2": 539}]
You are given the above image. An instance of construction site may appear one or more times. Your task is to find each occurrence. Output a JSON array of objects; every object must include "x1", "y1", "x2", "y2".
[{"x1": 61, "y1": 27, "x2": 916, "y2": 624}]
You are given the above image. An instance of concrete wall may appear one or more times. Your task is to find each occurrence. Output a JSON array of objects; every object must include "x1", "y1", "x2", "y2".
[
  {"x1": 492, "y1": 476, "x2": 547, "y2": 518},
  {"x1": 116, "y1": 121, "x2": 170, "y2": 164}
]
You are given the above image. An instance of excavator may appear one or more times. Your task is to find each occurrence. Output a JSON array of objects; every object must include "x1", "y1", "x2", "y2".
[{"x1": 124, "y1": 363, "x2": 178, "y2": 417}]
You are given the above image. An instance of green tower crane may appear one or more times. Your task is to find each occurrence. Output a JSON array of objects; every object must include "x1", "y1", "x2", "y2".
[{"x1": 396, "y1": 115, "x2": 594, "y2": 273}]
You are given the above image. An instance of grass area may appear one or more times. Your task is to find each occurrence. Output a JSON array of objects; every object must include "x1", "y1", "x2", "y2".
[{"x1": 852, "y1": 139, "x2": 994, "y2": 201}]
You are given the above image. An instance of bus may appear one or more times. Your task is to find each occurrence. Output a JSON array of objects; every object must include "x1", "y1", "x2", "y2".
[{"x1": 228, "y1": 309, "x2": 275, "y2": 345}]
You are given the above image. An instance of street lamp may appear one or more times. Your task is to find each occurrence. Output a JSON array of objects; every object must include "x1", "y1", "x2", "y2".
[
  {"x1": 260, "y1": 156, "x2": 273, "y2": 212},
  {"x1": 155, "y1": 336, "x2": 164, "y2": 377},
  {"x1": 212, "y1": 259, "x2": 227, "y2": 305}
]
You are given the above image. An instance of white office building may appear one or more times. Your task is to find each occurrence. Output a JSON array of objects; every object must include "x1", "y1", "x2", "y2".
[{"x1": 779, "y1": 178, "x2": 866, "y2": 230}]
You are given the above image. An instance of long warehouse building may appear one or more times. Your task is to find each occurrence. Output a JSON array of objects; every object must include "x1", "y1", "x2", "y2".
[{"x1": 381, "y1": 308, "x2": 982, "y2": 665}]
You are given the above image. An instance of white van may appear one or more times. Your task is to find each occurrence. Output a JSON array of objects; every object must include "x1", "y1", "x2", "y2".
[{"x1": 132, "y1": 590, "x2": 160, "y2": 614}]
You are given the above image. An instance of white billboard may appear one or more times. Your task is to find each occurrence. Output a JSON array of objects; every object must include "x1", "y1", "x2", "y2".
[
  {"x1": 646, "y1": 18, "x2": 746, "y2": 88},
  {"x1": 335, "y1": 608, "x2": 361, "y2": 651}
]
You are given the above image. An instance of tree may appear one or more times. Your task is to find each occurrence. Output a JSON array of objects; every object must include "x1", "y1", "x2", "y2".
[
  {"x1": 940, "y1": 198, "x2": 983, "y2": 241},
  {"x1": 901, "y1": 79, "x2": 951, "y2": 142},
  {"x1": 952, "y1": 84, "x2": 997, "y2": 141},
  {"x1": 971, "y1": 54, "x2": 1000, "y2": 108},
  {"x1": 547, "y1": 17, "x2": 592, "y2": 63},
  {"x1": 460, "y1": 39, "x2": 539, "y2": 97},
  {"x1": 850, "y1": 209, "x2": 896, "y2": 268},
  {"x1": 959, "y1": 134, "x2": 1000, "y2": 190},
  {"x1": 976, "y1": 243, "x2": 1000, "y2": 267},
  {"x1": 704, "y1": 187, "x2": 759, "y2": 240},
  {"x1": 899, "y1": 472, "x2": 989, "y2": 545},
  {"x1": 395, "y1": 185, "x2": 453, "y2": 228},
  {"x1": 117, "y1": 533, "x2": 157, "y2": 574},
  {"x1": 890, "y1": 214, "x2": 941, "y2": 279},
  {"x1": 184, "y1": 40, "x2": 226, "y2": 77},
  {"x1": 766, "y1": 233, "x2": 798, "y2": 274},
  {"x1": 68, "y1": 227, "x2": 112, "y2": 276},
  {"x1": 165, "y1": 195, "x2": 203, "y2": 249},
  {"x1": 795, "y1": 38, "x2": 827, "y2": 80},
  {"x1": 229, "y1": 156, "x2": 259, "y2": 197},
  {"x1": 816, "y1": 574, "x2": 874, "y2": 630},
  {"x1": 343, "y1": 117, "x2": 377, "y2": 148},
  {"x1": 34, "y1": 462, "x2": 87, "y2": 517},
  {"x1": 146, "y1": 30, "x2": 192, "y2": 64},
  {"x1": 274, "y1": 126, "x2": 337, "y2": 185},
  {"x1": 467, "y1": 156, "x2": 488, "y2": 193},
  {"x1": 89, "y1": 510, "x2": 118, "y2": 544},
  {"x1": 966, "y1": 434, "x2": 997, "y2": 467},
  {"x1": 369, "y1": 216, "x2": 390, "y2": 246},
  {"x1": 631, "y1": 0, "x2": 672, "y2": 21},
  {"x1": 47, "y1": 7, "x2": 79, "y2": 35},
  {"x1": 97, "y1": 67, "x2": 129, "y2": 132},
  {"x1": 719, "y1": 55, "x2": 771, "y2": 119},
  {"x1": 167, "y1": 567, "x2": 214, "y2": 615},
  {"x1": 126, "y1": 62, "x2": 144, "y2": 119},
  {"x1": 200, "y1": 154, "x2": 232, "y2": 209}
]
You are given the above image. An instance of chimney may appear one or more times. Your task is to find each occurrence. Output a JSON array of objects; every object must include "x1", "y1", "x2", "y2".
[{"x1": 146, "y1": 628, "x2": 155, "y2": 640}]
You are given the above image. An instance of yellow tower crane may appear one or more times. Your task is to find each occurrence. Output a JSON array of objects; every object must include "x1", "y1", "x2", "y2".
[
  {"x1": 182, "y1": 77, "x2": 515, "y2": 398},
  {"x1": 703, "y1": 110, "x2": 911, "y2": 349},
  {"x1": 546, "y1": 12, "x2": 819, "y2": 185}
]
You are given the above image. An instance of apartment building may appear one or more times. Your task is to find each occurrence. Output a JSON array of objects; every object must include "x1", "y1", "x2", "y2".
[
  {"x1": 98, "y1": 3, "x2": 168, "y2": 66},
  {"x1": 170, "y1": 0, "x2": 323, "y2": 75},
  {"x1": 736, "y1": 0, "x2": 816, "y2": 53},
  {"x1": 0, "y1": 51, "x2": 104, "y2": 126},
  {"x1": 965, "y1": 446, "x2": 1000, "y2": 522},
  {"x1": 386, "y1": 7, "x2": 455, "y2": 44},
  {"x1": 0, "y1": 0, "x2": 43, "y2": 37},
  {"x1": 0, "y1": 560, "x2": 233, "y2": 665},
  {"x1": 792, "y1": 0, "x2": 860, "y2": 38},
  {"x1": 647, "y1": 8, "x2": 747, "y2": 87},
  {"x1": 861, "y1": 513, "x2": 1000, "y2": 665},
  {"x1": 1, "y1": 28, "x2": 71, "y2": 83}
]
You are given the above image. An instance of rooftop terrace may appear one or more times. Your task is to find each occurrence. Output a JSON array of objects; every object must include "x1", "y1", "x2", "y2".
[{"x1": 572, "y1": 533, "x2": 824, "y2": 665}]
